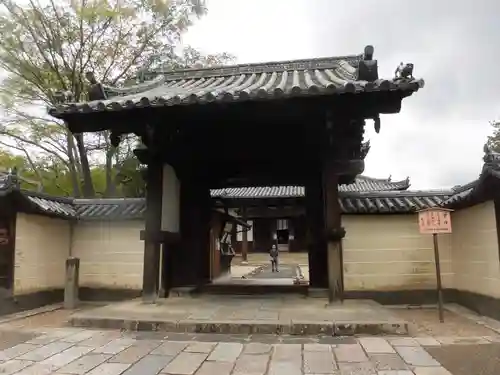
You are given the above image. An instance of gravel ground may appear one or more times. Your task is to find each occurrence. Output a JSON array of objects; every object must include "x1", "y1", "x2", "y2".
[
  {"x1": 427, "y1": 343, "x2": 500, "y2": 375},
  {"x1": 393, "y1": 307, "x2": 500, "y2": 337}
]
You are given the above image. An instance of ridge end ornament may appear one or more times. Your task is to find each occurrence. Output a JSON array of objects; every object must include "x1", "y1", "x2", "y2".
[
  {"x1": 86, "y1": 71, "x2": 107, "y2": 101},
  {"x1": 394, "y1": 62, "x2": 414, "y2": 80},
  {"x1": 358, "y1": 45, "x2": 378, "y2": 82},
  {"x1": 373, "y1": 114, "x2": 381, "y2": 134}
]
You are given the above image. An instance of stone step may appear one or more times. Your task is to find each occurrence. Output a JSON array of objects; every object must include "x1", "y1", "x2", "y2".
[
  {"x1": 70, "y1": 315, "x2": 409, "y2": 336},
  {"x1": 198, "y1": 284, "x2": 309, "y2": 296}
]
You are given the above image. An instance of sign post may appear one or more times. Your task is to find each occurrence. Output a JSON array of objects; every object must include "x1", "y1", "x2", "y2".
[{"x1": 417, "y1": 208, "x2": 453, "y2": 323}]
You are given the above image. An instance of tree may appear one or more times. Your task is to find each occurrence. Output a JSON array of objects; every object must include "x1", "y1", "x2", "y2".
[
  {"x1": 0, "y1": 0, "x2": 233, "y2": 197},
  {"x1": 487, "y1": 120, "x2": 500, "y2": 153}
]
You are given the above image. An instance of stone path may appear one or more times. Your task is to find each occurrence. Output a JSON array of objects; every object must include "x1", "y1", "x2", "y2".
[
  {"x1": 0, "y1": 326, "x2": 483, "y2": 375},
  {"x1": 249, "y1": 264, "x2": 297, "y2": 279}
]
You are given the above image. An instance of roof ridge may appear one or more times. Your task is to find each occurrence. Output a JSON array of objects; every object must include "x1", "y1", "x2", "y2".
[
  {"x1": 74, "y1": 197, "x2": 146, "y2": 204},
  {"x1": 147, "y1": 54, "x2": 364, "y2": 77}
]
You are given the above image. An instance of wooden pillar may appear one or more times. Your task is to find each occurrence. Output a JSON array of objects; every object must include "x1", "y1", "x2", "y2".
[
  {"x1": 241, "y1": 207, "x2": 248, "y2": 263},
  {"x1": 305, "y1": 173, "x2": 328, "y2": 288},
  {"x1": 323, "y1": 161, "x2": 345, "y2": 302},
  {"x1": 173, "y1": 179, "x2": 211, "y2": 287},
  {"x1": 142, "y1": 162, "x2": 163, "y2": 303}
]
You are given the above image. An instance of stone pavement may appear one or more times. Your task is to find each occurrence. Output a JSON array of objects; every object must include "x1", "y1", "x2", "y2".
[
  {"x1": 249, "y1": 264, "x2": 298, "y2": 280},
  {"x1": 0, "y1": 325, "x2": 486, "y2": 375},
  {"x1": 69, "y1": 297, "x2": 408, "y2": 336}
]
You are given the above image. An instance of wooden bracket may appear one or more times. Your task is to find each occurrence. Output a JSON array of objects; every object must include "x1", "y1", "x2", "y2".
[
  {"x1": 140, "y1": 230, "x2": 181, "y2": 244},
  {"x1": 325, "y1": 227, "x2": 346, "y2": 242}
]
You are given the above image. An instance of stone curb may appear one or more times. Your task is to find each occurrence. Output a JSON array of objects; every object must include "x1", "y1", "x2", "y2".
[
  {"x1": 0, "y1": 303, "x2": 63, "y2": 324},
  {"x1": 69, "y1": 316, "x2": 408, "y2": 336}
]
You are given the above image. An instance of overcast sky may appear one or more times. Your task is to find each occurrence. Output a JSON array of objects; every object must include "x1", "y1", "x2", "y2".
[{"x1": 182, "y1": 0, "x2": 500, "y2": 190}]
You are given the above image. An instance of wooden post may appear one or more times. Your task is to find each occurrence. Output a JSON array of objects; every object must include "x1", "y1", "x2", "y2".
[
  {"x1": 142, "y1": 162, "x2": 163, "y2": 303},
  {"x1": 241, "y1": 207, "x2": 248, "y2": 263},
  {"x1": 305, "y1": 175, "x2": 328, "y2": 288},
  {"x1": 323, "y1": 162, "x2": 344, "y2": 303},
  {"x1": 433, "y1": 233, "x2": 444, "y2": 323},
  {"x1": 64, "y1": 257, "x2": 79, "y2": 309}
]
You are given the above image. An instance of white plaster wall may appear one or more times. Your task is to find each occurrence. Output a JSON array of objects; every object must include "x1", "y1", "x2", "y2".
[
  {"x1": 451, "y1": 201, "x2": 500, "y2": 298},
  {"x1": 342, "y1": 215, "x2": 452, "y2": 291},
  {"x1": 14, "y1": 213, "x2": 70, "y2": 295},
  {"x1": 72, "y1": 221, "x2": 144, "y2": 290},
  {"x1": 161, "y1": 164, "x2": 180, "y2": 233},
  {"x1": 237, "y1": 220, "x2": 253, "y2": 242}
]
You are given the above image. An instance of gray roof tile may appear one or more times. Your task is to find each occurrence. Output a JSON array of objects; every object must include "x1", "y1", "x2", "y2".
[
  {"x1": 210, "y1": 176, "x2": 410, "y2": 199},
  {"x1": 340, "y1": 191, "x2": 449, "y2": 214},
  {"x1": 75, "y1": 198, "x2": 146, "y2": 220},
  {"x1": 48, "y1": 54, "x2": 423, "y2": 117},
  {"x1": 26, "y1": 195, "x2": 76, "y2": 218}
]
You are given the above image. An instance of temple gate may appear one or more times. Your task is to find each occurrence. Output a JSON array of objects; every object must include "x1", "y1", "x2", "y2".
[{"x1": 48, "y1": 45, "x2": 423, "y2": 303}]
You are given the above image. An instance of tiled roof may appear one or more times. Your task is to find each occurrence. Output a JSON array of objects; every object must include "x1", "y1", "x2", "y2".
[
  {"x1": 210, "y1": 176, "x2": 410, "y2": 199},
  {"x1": 74, "y1": 198, "x2": 146, "y2": 220},
  {"x1": 25, "y1": 195, "x2": 76, "y2": 218},
  {"x1": 339, "y1": 191, "x2": 450, "y2": 214},
  {"x1": 443, "y1": 146, "x2": 500, "y2": 208},
  {"x1": 48, "y1": 47, "x2": 424, "y2": 118}
]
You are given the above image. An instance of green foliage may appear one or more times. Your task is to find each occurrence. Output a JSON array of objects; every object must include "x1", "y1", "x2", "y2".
[
  {"x1": 487, "y1": 121, "x2": 500, "y2": 153},
  {"x1": 0, "y1": 0, "x2": 233, "y2": 197}
]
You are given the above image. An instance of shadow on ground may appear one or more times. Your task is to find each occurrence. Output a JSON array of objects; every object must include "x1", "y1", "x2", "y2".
[{"x1": 427, "y1": 343, "x2": 500, "y2": 375}]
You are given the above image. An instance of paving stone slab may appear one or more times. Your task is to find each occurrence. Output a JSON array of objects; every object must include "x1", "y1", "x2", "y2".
[
  {"x1": 13, "y1": 362, "x2": 56, "y2": 375},
  {"x1": 206, "y1": 342, "x2": 242, "y2": 362},
  {"x1": 334, "y1": 344, "x2": 368, "y2": 363},
  {"x1": 303, "y1": 350, "x2": 337, "y2": 373},
  {"x1": 57, "y1": 354, "x2": 112, "y2": 375},
  {"x1": 195, "y1": 361, "x2": 235, "y2": 375},
  {"x1": 17, "y1": 342, "x2": 74, "y2": 361},
  {"x1": 161, "y1": 352, "x2": 208, "y2": 374},
  {"x1": 233, "y1": 353, "x2": 269, "y2": 375},
  {"x1": 109, "y1": 345, "x2": 157, "y2": 364},
  {"x1": 242, "y1": 342, "x2": 272, "y2": 354},
  {"x1": 151, "y1": 342, "x2": 188, "y2": 356},
  {"x1": 358, "y1": 338, "x2": 396, "y2": 354},
  {"x1": 93, "y1": 338, "x2": 136, "y2": 355},
  {"x1": 38, "y1": 345, "x2": 94, "y2": 369},
  {"x1": 85, "y1": 362, "x2": 131, "y2": 375},
  {"x1": 388, "y1": 337, "x2": 420, "y2": 347},
  {"x1": 368, "y1": 354, "x2": 410, "y2": 371},
  {"x1": 0, "y1": 344, "x2": 41, "y2": 361},
  {"x1": 271, "y1": 344, "x2": 302, "y2": 362},
  {"x1": 0, "y1": 359, "x2": 35, "y2": 375},
  {"x1": 267, "y1": 360, "x2": 302, "y2": 375},
  {"x1": 304, "y1": 343, "x2": 331, "y2": 352},
  {"x1": 394, "y1": 346, "x2": 440, "y2": 367},
  {"x1": 337, "y1": 361, "x2": 376, "y2": 374},
  {"x1": 121, "y1": 354, "x2": 174, "y2": 375},
  {"x1": 184, "y1": 342, "x2": 216, "y2": 353}
]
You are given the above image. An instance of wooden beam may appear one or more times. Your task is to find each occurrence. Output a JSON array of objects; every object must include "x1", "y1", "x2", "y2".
[{"x1": 140, "y1": 230, "x2": 181, "y2": 244}]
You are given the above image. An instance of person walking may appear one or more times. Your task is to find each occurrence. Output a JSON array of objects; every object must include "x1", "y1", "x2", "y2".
[{"x1": 270, "y1": 244, "x2": 279, "y2": 272}]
